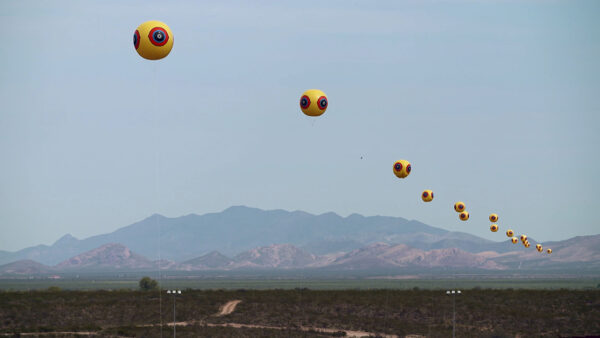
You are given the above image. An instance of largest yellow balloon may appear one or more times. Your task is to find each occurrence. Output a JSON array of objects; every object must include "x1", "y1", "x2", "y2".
[
  {"x1": 134, "y1": 20, "x2": 174, "y2": 60},
  {"x1": 300, "y1": 89, "x2": 328, "y2": 116},
  {"x1": 393, "y1": 160, "x2": 411, "y2": 178}
]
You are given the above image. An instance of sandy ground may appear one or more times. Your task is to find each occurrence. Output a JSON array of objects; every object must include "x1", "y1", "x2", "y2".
[{"x1": 216, "y1": 299, "x2": 242, "y2": 316}]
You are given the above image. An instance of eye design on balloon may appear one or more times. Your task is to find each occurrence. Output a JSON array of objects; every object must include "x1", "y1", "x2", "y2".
[
  {"x1": 394, "y1": 163, "x2": 402, "y2": 172},
  {"x1": 422, "y1": 192, "x2": 428, "y2": 198},
  {"x1": 300, "y1": 95, "x2": 311, "y2": 109},
  {"x1": 148, "y1": 27, "x2": 169, "y2": 46},
  {"x1": 134, "y1": 30, "x2": 140, "y2": 49},
  {"x1": 317, "y1": 96, "x2": 328, "y2": 110},
  {"x1": 406, "y1": 164, "x2": 411, "y2": 173}
]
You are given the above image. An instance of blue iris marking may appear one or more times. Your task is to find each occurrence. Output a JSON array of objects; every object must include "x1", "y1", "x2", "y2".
[
  {"x1": 153, "y1": 30, "x2": 166, "y2": 42},
  {"x1": 395, "y1": 164, "x2": 401, "y2": 171},
  {"x1": 133, "y1": 34, "x2": 137, "y2": 46}
]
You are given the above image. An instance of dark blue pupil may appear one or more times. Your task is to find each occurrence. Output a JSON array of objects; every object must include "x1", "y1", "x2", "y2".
[
  {"x1": 395, "y1": 164, "x2": 401, "y2": 171},
  {"x1": 154, "y1": 31, "x2": 165, "y2": 41},
  {"x1": 320, "y1": 99, "x2": 327, "y2": 106},
  {"x1": 133, "y1": 34, "x2": 137, "y2": 45},
  {"x1": 301, "y1": 98, "x2": 308, "y2": 106},
  {"x1": 406, "y1": 165, "x2": 411, "y2": 172}
]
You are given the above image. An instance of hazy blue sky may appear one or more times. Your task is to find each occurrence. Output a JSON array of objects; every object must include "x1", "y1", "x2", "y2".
[{"x1": 1, "y1": 0, "x2": 599, "y2": 251}]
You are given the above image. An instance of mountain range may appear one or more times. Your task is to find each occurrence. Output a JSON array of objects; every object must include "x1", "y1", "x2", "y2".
[
  {"x1": 0, "y1": 206, "x2": 537, "y2": 266},
  {"x1": 2, "y1": 236, "x2": 599, "y2": 276},
  {"x1": 0, "y1": 206, "x2": 598, "y2": 276}
]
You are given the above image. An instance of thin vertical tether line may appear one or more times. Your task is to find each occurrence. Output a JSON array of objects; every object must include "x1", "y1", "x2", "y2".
[{"x1": 152, "y1": 61, "x2": 163, "y2": 338}]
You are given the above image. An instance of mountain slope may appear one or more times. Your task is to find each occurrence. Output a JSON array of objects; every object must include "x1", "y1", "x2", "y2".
[
  {"x1": 330, "y1": 243, "x2": 503, "y2": 270},
  {"x1": 183, "y1": 251, "x2": 234, "y2": 269},
  {"x1": 0, "y1": 260, "x2": 55, "y2": 275},
  {"x1": 233, "y1": 244, "x2": 319, "y2": 268},
  {"x1": 55, "y1": 243, "x2": 157, "y2": 270},
  {"x1": 489, "y1": 234, "x2": 600, "y2": 270}
]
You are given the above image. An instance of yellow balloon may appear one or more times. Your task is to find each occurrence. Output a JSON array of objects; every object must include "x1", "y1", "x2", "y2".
[
  {"x1": 134, "y1": 20, "x2": 174, "y2": 60},
  {"x1": 454, "y1": 202, "x2": 466, "y2": 213},
  {"x1": 506, "y1": 229, "x2": 514, "y2": 237},
  {"x1": 536, "y1": 244, "x2": 543, "y2": 252},
  {"x1": 421, "y1": 190, "x2": 434, "y2": 202},
  {"x1": 459, "y1": 211, "x2": 469, "y2": 221},
  {"x1": 520, "y1": 234, "x2": 528, "y2": 243},
  {"x1": 300, "y1": 89, "x2": 328, "y2": 116},
  {"x1": 489, "y1": 214, "x2": 498, "y2": 222},
  {"x1": 393, "y1": 160, "x2": 412, "y2": 178},
  {"x1": 547, "y1": 248, "x2": 552, "y2": 254},
  {"x1": 524, "y1": 241, "x2": 530, "y2": 248},
  {"x1": 490, "y1": 224, "x2": 498, "y2": 232},
  {"x1": 511, "y1": 237, "x2": 518, "y2": 244}
]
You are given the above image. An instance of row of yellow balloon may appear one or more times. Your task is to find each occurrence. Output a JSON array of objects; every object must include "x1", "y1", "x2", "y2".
[
  {"x1": 453, "y1": 202, "x2": 469, "y2": 221},
  {"x1": 133, "y1": 20, "x2": 553, "y2": 256},
  {"x1": 488, "y1": 213, "x2": 551, "y2": 254}
]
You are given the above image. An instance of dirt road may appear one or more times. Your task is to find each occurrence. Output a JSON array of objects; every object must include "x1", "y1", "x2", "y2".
[
  {"x1": 207, "y1": 299, "x2": 397, "y2": 337},
  {"x1": 216, "y1": 299, "x2": 242, "y2": 316}
]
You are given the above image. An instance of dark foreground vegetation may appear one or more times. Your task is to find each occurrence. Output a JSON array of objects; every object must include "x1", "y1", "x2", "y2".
[{"x1": 1, "y1": 288, "x2": 599, "y2": 337}]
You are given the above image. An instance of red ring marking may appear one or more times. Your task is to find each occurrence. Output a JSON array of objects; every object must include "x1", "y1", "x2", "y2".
[
  {"x1": 148, "y1": 27, "x2": 169, "y2": 46},
  {"x1": 300, "y1": 95, "x2": 311, "y2": 109},
  {"x1": 317, "y1": 96, "x2": 327, "y2": 110},
  {"x1": 134, "y1": 30, "x2": 140, "y2": 49}
]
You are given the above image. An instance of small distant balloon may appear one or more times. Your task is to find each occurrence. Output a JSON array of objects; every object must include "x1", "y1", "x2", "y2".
[
  {"x1": 489, "y1": 214, "x2": 498, "y2": 222},
  {"x1": 511, "y1": 237, "x2": 518, "y2": 244},
  {"x1": 422, "y1": 190, "x2": 434, "y2": 202},
  {"x1": 536, "y1": 244, "x2": 543, "y2": 252},
  {"x1": 459, "y1": 211, "x2": 469, "y2": 221},
  {"x1": 506, "y1": 229, "x2": 514, "y2": 237},
  {"x1": 520, "y1": 235, "x2": 528, "y2": 243},
  {"x1": 547, "y1": 248, "x2": 552, "y2": 254},
  {"x1": 300, "y1": 89, "x2": 328, "y2": 117},
  {"x1": 134, "y1": 20, "x2": 174, "y2": 60},
  {"x1": 393, "y1": 160, "x2": 412, "y2": 179},
  {"x1": 490, "y1": 224, "x2": 498, "y2": 232},
  {"x1": 454, "y1": 202, "x2": 466, "y2": 213}
]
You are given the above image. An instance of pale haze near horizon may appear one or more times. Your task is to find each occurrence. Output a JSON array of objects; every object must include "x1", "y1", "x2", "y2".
[{"x1": 0, "y1": 0, "x2": 598, "y2": 252}]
